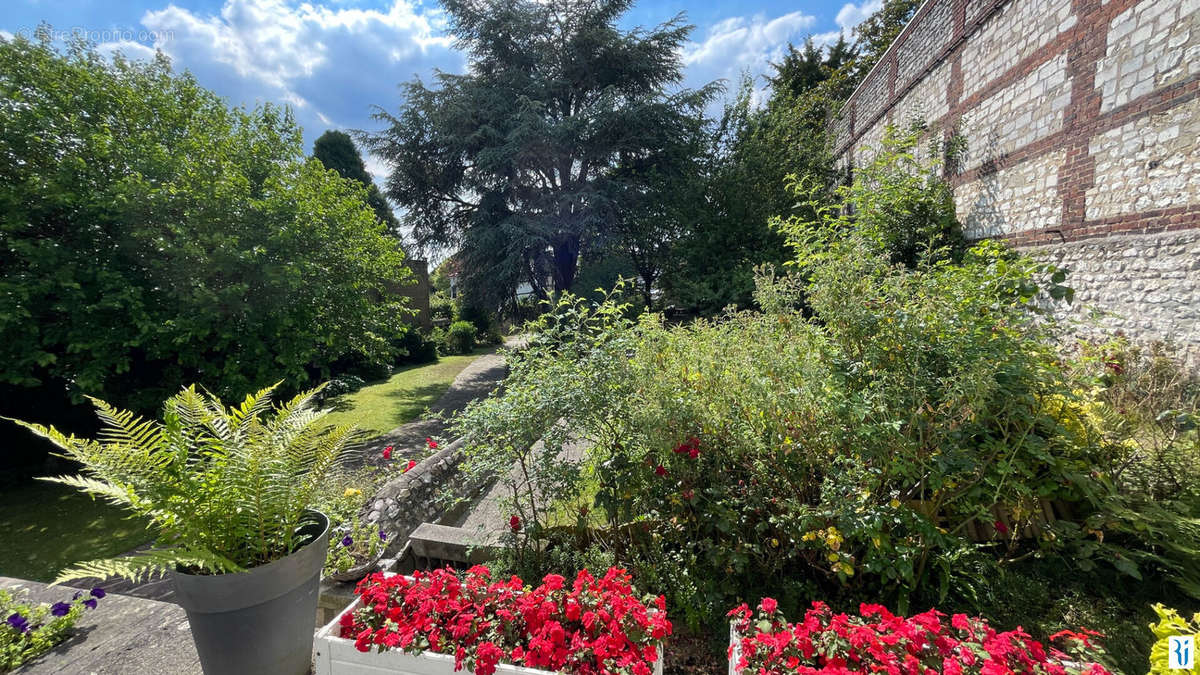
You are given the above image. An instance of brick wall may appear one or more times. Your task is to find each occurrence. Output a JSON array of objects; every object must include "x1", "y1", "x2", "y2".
[{"x1": 833, "y1": 0, "x2": 1199, "y2": 359}]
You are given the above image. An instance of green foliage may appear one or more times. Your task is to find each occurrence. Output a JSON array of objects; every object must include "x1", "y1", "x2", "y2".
[
  {"x1": 324, "y1": 517, "x2": 387, "y2": 578},
  {"x1": 0, "y1": 588, "x2": 89, "y2": 672},
  {"x1": 6, "y1": 383, "x2": 358, "y2": 583},
  {"x1": 445, "y1": 321, "x2": 478, "y2": 356},
  {"x1": 0, "y1": 32, "x2": 412, "y2": 414},
  {"x1": 452, "y1": 237, "x2": 1194, "y2": 632},
  {"x1": 777, "y1": 122, "x2": 966, "y2": 270},
  {"x1": 312, "y1": 130, "x2": 401, "y2": 236},
  {"x1": 1064, "y1": 339, "x2": 1200, "y2": 598},
  {"x1": 1149, "y1": 604, "x2": 1200, "y2": 674},
  {"x1": 660, "y1": 41, "x2": 856, "y2": 314},
  {"x1": 364, "y1": 0, "x2": 715, "y2": 303},
  {"x1": 852, "y1": 0, "x2": 922, "y2": 76}
]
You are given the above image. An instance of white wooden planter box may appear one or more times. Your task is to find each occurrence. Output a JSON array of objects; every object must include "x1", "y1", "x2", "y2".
[{"x1": 315, "y1": 595, "x2": 664, "y2": 675}]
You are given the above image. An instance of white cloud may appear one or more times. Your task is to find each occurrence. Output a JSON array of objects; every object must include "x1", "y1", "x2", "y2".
[
  {"x1": 98, "y1": 0, "x2": 464, "y2": 149},
  {"x1": 812, "y1": 0, "x2": 882, "y2": 45},
  {"x1": 681, "y1": 11, "x2": 817, "y2": 106}
]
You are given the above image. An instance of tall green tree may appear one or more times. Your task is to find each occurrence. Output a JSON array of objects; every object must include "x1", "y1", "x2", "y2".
[
  {"x1": 852, "y1": 0, "x2": 922, "y2": 75},
  {"x1": 364, "y1": 0, "x2": 715, "y2": 305},
  {"x1": 0, "y1": 31, "x2": 411, "y2": 420},
  {"x1": 661, "y1": 38, "x2": 859, "y2": 314},
  {"x1": 312, "y1": 130, "x2": 401, "y2": 237}
]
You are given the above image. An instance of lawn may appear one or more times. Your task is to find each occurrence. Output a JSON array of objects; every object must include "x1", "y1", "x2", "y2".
[
  {"x1": 0, "y1": 481, "x2": 152, "y2": 583},
  {"x1": 321, "y1": 350, "x2": 491, "y2": 437}
]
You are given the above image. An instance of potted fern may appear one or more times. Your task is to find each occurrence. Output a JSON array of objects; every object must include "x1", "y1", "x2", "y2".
[{"x1": 8, "y1": 383, "x2": 359, "y2": 675}]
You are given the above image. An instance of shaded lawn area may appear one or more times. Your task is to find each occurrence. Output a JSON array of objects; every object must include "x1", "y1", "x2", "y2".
[
  {"x1": 321, "y1": 350, "x2": 491, "y2": 437},
  {"x1": 0, "y1": 480, "x2": 151, "y2": 583}
]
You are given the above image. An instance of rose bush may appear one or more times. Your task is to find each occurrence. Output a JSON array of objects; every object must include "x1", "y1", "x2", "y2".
[
  {"x1": 727, "y1": 598, "x2": 1110, "y2": 675},
  {"x1": 339, "y1": 566, "x2": 670, "y2": 675}
]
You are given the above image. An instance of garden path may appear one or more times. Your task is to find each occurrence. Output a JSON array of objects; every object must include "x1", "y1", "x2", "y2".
[{"x1": 353, "y1": 336, "x2": 524, "y2": 470}]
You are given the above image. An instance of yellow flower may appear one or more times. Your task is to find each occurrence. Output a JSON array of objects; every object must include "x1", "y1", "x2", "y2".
[
  {"x1": 889, "y1": 498, "x2": 901, "y2": 509},
  {"x1": 343, "y1": 488, "x2": 362, "y2": 498},
  {"x1": 770, "y1": 538, "x2": 780, "y2": 547}
]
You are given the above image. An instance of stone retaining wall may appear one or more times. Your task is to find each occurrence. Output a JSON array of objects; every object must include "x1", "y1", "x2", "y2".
[
  {"x1": 362, "y1": 438, "x2": 488, "y2": 555},
  {"x1": 1034, "y1": 229, "x2": 1200, "y2": 363}
]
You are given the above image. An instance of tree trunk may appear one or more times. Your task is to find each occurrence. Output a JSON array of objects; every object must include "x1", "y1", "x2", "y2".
[
  {"x1": 550, "y1": 235, "x2": 580, "y2": 293},
  {"x1": 640, "y1": 273, "x2": 654, "y2": 309}
]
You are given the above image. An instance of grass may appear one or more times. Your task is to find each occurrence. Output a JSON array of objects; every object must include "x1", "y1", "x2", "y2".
[
  {"x1": 0, "y1": 481, "x2": 152, "y2": 583},
  {"x1": 321, "y1": 349, "x2": 493, "y2": 437}
]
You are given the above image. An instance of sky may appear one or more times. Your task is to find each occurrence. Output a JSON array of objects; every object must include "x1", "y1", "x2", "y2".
[{"x1": 1, "y1": 0, "x2": 881, "y2": 182}]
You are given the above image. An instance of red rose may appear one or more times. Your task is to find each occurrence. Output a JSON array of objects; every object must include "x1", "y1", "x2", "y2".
[
  {"x1": 760, "y1": 597, "x2": 778, "y2": 614},
  {"x1": 403, "y1": 459, "x2": 417, "y2": 473},
  {"x1": 426, "y1": 436, "x2": 438, "y2": 449},
  {"x1": 509, "y1": 515, "x2": 521, "y2": 532},
  {"x1": 994, "y1": 520, "x2": 1009, "y2": 534},
  {"x1": 382, "y1": 446, "x2": 393, "y2": 460},
  {"x1": 654, "y1": 465, "x2": 667, "y2": 477}
]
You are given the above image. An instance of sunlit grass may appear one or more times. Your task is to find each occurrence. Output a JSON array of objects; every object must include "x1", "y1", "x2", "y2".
[
  {"x1": 320, "y1": 350, "x2": 493, "y2": 437},
  {"x1": 0, "y1": 480, "x2": 152, "y2": 583}
]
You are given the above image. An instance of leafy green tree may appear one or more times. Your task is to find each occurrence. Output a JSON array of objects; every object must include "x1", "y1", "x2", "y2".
[
  {"x1": 0, "y1": 31, "x2": 411, "y2": 418},
  {"x1": 364, "y1": 0, "x2": 715, "y2": 303},
  {"x1": 661, "y1": 39, "x2": 857, "y2": 314},
  {"x1": 312, "y1": 130, "x2": 401, "y2": 237},
  {"x1": 852, "y1": 0, "x2": 922, "y2": 75}
]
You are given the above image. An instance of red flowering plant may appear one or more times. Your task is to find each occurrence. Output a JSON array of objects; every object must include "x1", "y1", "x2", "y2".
[
  {"x1": 338, "y1": 565, "x2": 671, "y2": 675},
  {"x1": 727, "y1": 598, "x2": 1112, "y2": 675}
]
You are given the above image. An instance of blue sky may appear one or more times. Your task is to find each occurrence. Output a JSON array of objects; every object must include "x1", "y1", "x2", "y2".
[{"x1": 1, "y1": 0, "x2": 879, "y2": 180}]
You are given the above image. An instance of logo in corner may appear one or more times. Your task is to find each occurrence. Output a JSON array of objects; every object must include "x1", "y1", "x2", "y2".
[{"x1": 1169, "y1": 635, "x2": 1195, "y2": 670}]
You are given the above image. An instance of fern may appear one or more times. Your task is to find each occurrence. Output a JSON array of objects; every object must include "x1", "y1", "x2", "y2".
[{"x1": 6, "y1": 383, "x2": 359, "y2": 584}]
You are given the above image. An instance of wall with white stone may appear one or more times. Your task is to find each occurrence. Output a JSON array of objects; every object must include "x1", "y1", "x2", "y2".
[
  {"x1": 1086, "y1": 97, "x2": 1200, "y2": 220},
  {"x1": 956, "y1": 150, "x2": 1066, "y2": 236},
  {"x1": 959, "y1": 52, "x2": 1071, "y2": 171},
  {"x1": 1034, "y1": 230, "x2": 1200, "y2": 363},
  {"x1": 832, "y1": 0, "x2": 1200, "y2": 360}
]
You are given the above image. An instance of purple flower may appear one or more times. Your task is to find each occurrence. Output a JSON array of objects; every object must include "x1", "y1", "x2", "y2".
[
  {"x1": 378, "y1": 530, "x2": 388, "y2": 542},
  {"x1": 6, "y1": 612, "x2": 30, "y2": 633},
  {"x1": 83, "y1": 598, "x2": 97, "y2": 610},
  {"x1": 50, "y1": 602, "x2": 72, "y2": 617},
  {"x1": 90, "y1": 587, "x2": 106, "y2": 599},
  {"x1": 340, "y1": 535, "x2": 353, "y2": 547}
]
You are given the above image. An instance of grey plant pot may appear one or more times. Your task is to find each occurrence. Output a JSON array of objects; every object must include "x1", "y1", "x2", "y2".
[{"x1": 171, "y1": 511, "x2": 330, "y2": 675}]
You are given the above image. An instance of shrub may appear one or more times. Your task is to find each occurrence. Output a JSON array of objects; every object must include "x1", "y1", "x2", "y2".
[
  {"x1": 0, "y1": 34, "x2": 413, "y2": 416},
  {"x1": 324, "y1": 374, "x2": 367, "y2": 399},
  {"x1": 778, "y1": 122, "x2": 965, "y2": 269},
  {"x1": 1, "y1": 587, "x2": 102, "y2": 671},
  {"x1": 7, "y1": 383, "x2": 359, "y2": 582},
  {"x1": 446, "y1": 320, "x2": 477, "y2": 355}
]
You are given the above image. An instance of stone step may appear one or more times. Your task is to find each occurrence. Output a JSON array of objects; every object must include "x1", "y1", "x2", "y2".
[{"x1": 409, "y1": 522, "x2": 501, "y2": 568}]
